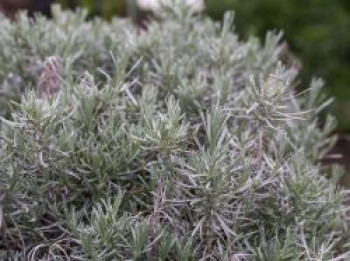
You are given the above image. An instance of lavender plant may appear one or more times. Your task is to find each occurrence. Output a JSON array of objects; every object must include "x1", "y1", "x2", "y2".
[{"x1": 0, "y1": 3, "x2": 349, "y2": 260}]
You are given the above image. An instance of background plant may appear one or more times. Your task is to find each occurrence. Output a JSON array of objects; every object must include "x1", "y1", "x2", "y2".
[{"x1": 0, "y1": 4, "x2": 349, "y2": 260}]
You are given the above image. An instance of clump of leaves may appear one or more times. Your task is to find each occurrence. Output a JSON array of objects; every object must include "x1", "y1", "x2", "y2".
[{"x1": 0, "y1": 4, "x2": 349, "y2": 260}]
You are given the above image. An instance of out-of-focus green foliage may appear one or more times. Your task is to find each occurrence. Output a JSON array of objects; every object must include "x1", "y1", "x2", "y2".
[
  {"x1": 58, "y1": 0, "x2": 128, "y2": 18},
  {"x1": 206, "y1": 0, "x2": 350, "y2": 131}
]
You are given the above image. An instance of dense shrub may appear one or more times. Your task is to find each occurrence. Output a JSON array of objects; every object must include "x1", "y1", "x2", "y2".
[
  {"x1": 206, "y1": 0, "x2": 350, "y2": 131},
  {"x1": 0, "y1": 4, "x2": 349, "y2": 260}
]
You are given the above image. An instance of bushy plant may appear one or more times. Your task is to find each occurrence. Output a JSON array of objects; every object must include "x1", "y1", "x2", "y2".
[{"x1": 0, "y1": 4, "x2": 349, "y2": 260}]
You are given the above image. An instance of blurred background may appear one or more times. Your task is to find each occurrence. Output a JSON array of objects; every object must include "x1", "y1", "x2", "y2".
[{"x1": 1, "y1": 0, "x2": 349, "y2": 174}]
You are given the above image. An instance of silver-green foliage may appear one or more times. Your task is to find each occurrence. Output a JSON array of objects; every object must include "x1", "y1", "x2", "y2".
[{"x1": 0, "y1": 4, "x2": 349, "y2": 260}]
